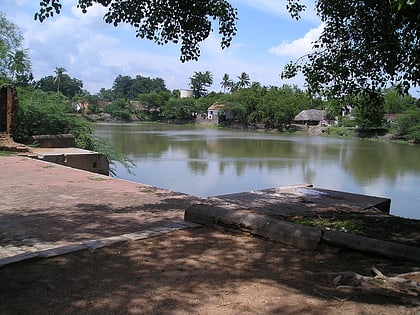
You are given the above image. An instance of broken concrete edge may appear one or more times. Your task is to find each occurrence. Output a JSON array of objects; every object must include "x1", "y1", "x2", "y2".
[
  {"x1": 185, "y1": 203, "x2": 321, "y2": 250},
  {"x1": 184, "y1": 203, "x2": 420, "y2": 264},
  {"x1": 0, "y1": 221, "x2": 199, "y2": 268},
  {"x1": 322, "y1": 230, "x2": 420, "y2": 264}
]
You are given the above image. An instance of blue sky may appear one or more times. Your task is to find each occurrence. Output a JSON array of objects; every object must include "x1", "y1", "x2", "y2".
[{"x1": 2, "y1": 0, "x2": 323, "y2": 94}]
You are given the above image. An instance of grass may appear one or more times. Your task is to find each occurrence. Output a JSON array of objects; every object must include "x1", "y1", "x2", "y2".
[
  {"x1": 292, "y1": 217, "x2": 363, "y2": 234},
  {"x1": 0, "y1": 151, "x2": 14, "y2": 156},
  {"x1": 88, "y1": 176, "x2": 108, "y2": 181}
]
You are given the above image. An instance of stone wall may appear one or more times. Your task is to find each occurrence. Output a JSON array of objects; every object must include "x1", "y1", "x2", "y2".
[
  {"x1": 0, "y1": 85, "x2": 19, "y2": 135},
  {"x1": 0, "y1": 85, "x2": 28, "y2": 152}
]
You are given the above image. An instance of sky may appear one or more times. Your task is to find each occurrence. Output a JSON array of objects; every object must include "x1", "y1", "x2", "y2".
[{"x1": 2, "y1": 0, "x2": 323, "y2": 94}]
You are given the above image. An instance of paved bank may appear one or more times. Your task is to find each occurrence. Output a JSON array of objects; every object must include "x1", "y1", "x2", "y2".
[
  {"x1": 1, "y1": 156, "x2": 419, "y2": 267},
  {"x1": 0, "y1": 156, "x2": 204, "y2": 266}
]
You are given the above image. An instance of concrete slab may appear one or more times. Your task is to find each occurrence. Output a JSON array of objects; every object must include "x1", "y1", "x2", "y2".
[{"x1": 212, "y1": 184, "x2": 391, "y2": 215}]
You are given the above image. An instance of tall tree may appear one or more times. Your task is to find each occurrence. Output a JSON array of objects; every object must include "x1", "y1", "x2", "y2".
[
  {"x1": 190, "y1": 71, "x2": 213, "y2": 98},
  {"x1": 112, "y1": 75, "x2": 133, "y2": 99},
  {"x1": 35, "y1": 0, "x2": 238, "y2": 62},
  {"x1": 0, "y1": 12, "x2": 32, "y2": 83},
  {"x1": 37, "y1": 72, "x2": 83, "y2": 98},
  {"x1": 54, "y1": 67, "x2": 67, "y2": 93},
  {"x1": 7, "y1": 49, "x2": 31, "y2": 82},
  {"x1": 220, "y1": 73, "x2": 233, "y2": 93},
  {"x1": 237, "y1": 72, "x2": 251, "y2": 89}
]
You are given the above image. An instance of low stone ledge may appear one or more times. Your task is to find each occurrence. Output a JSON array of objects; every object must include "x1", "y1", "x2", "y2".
[
  {"x1": 185, "y1": 204, "x2": 322, "y2": 250},
  {"x1": 323, "y1": 230, "x2": 420, "y2": 264},
  {"x1": 38, "y1": 244, "x2": 87, "y2": 258},
  {"x1": 30, "y1": 134, "x2": 75, "y2": 148},
  {"x1": 0, "y1": 252, "x2": 40, "y2": 267}
]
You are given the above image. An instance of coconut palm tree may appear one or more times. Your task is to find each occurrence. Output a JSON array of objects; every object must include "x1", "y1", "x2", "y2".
[
  {"x1": 54, "y1": 67, "x2": 67, "y2": 93},
  {"x1": 220, "y1": 73, "x2": 233, "y2": 93},
  {"x1": 237, "y1": 72, "x2": 251, "y2": 89},
  {"x1": 7, "y1": 49, "x2": 31, "y2": 81}
]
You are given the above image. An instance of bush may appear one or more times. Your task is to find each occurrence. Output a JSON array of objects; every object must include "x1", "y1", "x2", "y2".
[
  {"x1": 14, "y1": 87, "x2": 90, "y2": 144},
  {"x1": 396, "y1": 110, "x2": 420, "y2": 143},
  {"x1": 327, "y1": 126, "x2": 355, "y2": 137},
  {"x1": 14, "y1": 86, "x2": 135, "y2": 173},
  {"x1": 103, "y1": 99, "x2": 133, "y2": 121}
]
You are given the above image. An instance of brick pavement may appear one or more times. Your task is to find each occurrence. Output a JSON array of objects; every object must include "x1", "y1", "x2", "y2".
[{"x1": 0, "y1": 156, "x2": 203, "y2": 266}]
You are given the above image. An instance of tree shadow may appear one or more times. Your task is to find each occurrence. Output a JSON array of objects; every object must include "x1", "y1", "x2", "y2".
[
  {"x1": 0, "y1": 195, "x2": 201, "y2": 244},
  {"x1": 0, "y1": 225, "x2": 418, "y2": 314}
]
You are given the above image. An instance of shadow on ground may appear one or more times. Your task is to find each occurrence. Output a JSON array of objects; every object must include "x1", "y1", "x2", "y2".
[{"x1": 0, "y1": 227, "x2": 418, "y2": 315}]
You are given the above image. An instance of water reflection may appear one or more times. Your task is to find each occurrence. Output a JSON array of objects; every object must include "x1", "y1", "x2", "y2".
[{"x1": 94, "y1": 123, "x2": 420, "y2": 219}]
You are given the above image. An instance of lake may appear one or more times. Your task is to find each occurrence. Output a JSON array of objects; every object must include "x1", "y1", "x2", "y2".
[{"x1": 94, "y1": 123, "x2": 420, "y2": 219}]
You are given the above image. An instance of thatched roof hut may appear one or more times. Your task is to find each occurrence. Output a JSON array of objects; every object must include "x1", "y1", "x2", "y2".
[{"x1": 294, "y1": 109, "x2": 326, "y2": 125}]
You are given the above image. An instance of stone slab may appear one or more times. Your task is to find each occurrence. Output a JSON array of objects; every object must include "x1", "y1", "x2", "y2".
[{"x1": 213, "y1": 185, "x2": 391, "y2": 215}]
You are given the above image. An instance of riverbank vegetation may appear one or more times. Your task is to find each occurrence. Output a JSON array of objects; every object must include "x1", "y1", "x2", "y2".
[{"x1": 1, "y1": 10, "x2": 419, "y2": 148}]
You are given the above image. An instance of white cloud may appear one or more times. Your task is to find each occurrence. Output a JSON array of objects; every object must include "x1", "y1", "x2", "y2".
[
  {"x1": 70, "y1": 2, "x2": 111, "y2": 30},
  {"x1": 268, "y1": 23, "x2": 323, "y2": 58},
  {"x1": 2, "y1": 0, "x2": 313, "y2": 93}
]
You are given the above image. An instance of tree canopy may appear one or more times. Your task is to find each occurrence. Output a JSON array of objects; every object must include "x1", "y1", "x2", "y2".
[
  {"x1": 190, "y1": 71, "x2": 213, "y2": 98},
  {"x1": 282, "y1": 0, "x2": 420, "y2": 97},
  {"x1": 0, "y1": 12, "x2": 32, "y2": 85},
  {"x1": 35, "y1": 0, "x2": 238, "y2": 62},
  {"x1": 36, "y1": 71, "x2": 83, "y2": 98}
]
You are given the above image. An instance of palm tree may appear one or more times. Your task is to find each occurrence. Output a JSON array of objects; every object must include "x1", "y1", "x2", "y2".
[
  {"x1": 7, "y1": 49, "x2": 31, "y2": 81},
  {"x1": 220, "y1": 73, "x2": 233, "y2": 93},
  {"x1": 54, "y1": 67, "x2": 67, "y2": 93},
  {"x1": 237, "y1": 72, "x2": 251, "y2": 89}
]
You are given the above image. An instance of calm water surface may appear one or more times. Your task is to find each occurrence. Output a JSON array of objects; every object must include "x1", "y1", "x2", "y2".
[{"x1": 94, "y1": 123, "x2": 420, "y2": 219}]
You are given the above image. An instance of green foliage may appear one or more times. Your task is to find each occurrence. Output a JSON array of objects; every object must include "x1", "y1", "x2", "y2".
[
  {"x1": 220, "y1": 73, "x2": 233, "y2": 93},
  {"x1": 91, "y1": 137, "x2": 135, "y2": 176},
  {"x1": 14, "y1": 87, "x2": 88, "y2": 144},
  {"x1": 352, "y1": 92, "x2": 385, "y2": 129},
  {"x1": 103, "y1": 99, "x2": 133, "y2": 121},
  {"x1": 396, "y1": 110, "x2": 420, "y2": 143},
  {"x1": 112, "y1": 74, "x2": 168, "y2": 100},
  {"x1": 327, "y1": 126, "x2": 355, "y2": 137},
  {"x1": 292, "y1": 217, "x2": 363, "y2": 234},
  {"x1": 162, "y1": 97, "x2": 197, "y2": 121},
  {"x1": 190, "y1": 71, "x2": 213, "y2": 98},
  {"x1": 340, "y1": 117, "x2": 357, "y2": 128},
  {"x1": 36, "y1": 74, "x2": 83, "y2": 98},
  {"x1": 0, "y1": 12, "x2": 32, "y2": 84},
  {"x1": 282, "y1": 0, "x2": 419, "y2": 98},
  {"x1": 14, "y1": 86, "x2": 135, "y2": 174},
  {"x1": 137, "y1": 91, "x2": 171, "y2": 112},
  {"x1": 236, "y1": 72, "x2": 251, "y2": 89},
  {"x1": 222, "y1": 84, "x2": 310, "y2": 128},
  {"x1": 194, "y1": 91, "x2": 225, "y2": 112},
  {"x1": 35, "y1": 0, "x2": 238, "y2": 62},
  {"x1": 384, "y1": 89, "x2": 418, "y2": 114},
  {"x1": 0, "y1": 151, "x2": 14, "y2": 156}
]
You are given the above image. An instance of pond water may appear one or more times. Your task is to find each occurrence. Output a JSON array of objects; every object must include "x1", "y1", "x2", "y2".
[{"x1": 94, "y1": 123, "x2": 420, "y2": 219}]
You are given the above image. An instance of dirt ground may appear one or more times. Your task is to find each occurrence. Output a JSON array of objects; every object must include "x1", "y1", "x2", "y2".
[{"x1": 0, "y1": 227, "x2": 419, "y2": 315}]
